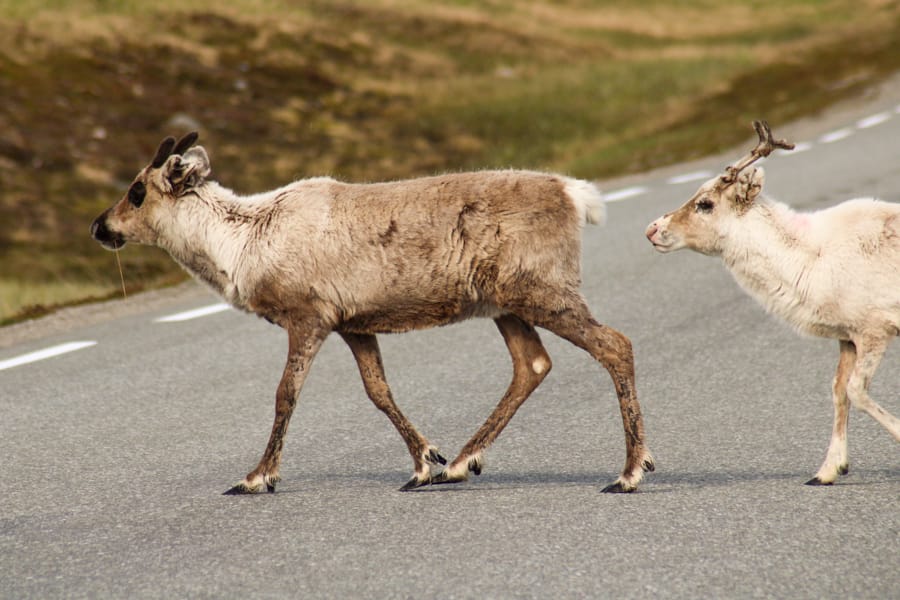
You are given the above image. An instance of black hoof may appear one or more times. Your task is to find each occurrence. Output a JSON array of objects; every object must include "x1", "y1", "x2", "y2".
[
  {"x1": 804, "y1": 477, "x2": 833, "y2": 486},
  {"x1": 428, "y1": 449, "x2": 448, "y2": 466},
  {"x1": 601, "y1": 481, "x2": 634, "y2": 493},
  {"x1": 839, "y1": 464, "x2": 849, "y2": 476},
  {"x1": 642, "y1": 458, "x2": 656, "y2": 473},
  {"x1": 223, "y1": 484, "x2": 253, "y2": 495},
  {"x1": 399, "y1": 476, "x2": 429, "y2": 491},
  {"x1": 266, "y1": 482, "x2": 276, "y2": 493},
  {"x1": 430, "y1": 471, "x2": 465, "y2": 486}
]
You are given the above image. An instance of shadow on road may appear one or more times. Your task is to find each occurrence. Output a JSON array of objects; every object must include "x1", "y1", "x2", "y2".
[{"x1": 266, "y1": 465, "x2": 900, "y2": 495}]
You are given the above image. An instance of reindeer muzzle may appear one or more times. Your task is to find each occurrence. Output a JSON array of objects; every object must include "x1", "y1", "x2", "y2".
[{"x1": 90, "y1": 213, "x2": 125, "y2": 250}]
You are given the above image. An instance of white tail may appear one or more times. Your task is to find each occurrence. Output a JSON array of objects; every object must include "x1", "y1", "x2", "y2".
[{"x1": 564, "y1": 177, "x2": 606, "y2": 225}]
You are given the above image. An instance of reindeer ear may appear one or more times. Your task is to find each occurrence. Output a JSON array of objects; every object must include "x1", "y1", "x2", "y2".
[
  {"x1": 735, "y1": 167, "x2": 764, "y2": 207},
  {"x1": 165, "y1": 146, "x2": 211, "y2": 193}
]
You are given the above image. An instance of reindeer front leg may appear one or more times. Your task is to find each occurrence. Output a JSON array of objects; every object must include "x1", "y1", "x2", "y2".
[
  {"x1": 224, "y1": 321, "x2": 329, "y2": 495},
  {"x1": 339, "y1": 332, "x2": 447, "y2": 491},
  {"x1": 807, "y1": 340, "x2": 854, "y2": 485}
]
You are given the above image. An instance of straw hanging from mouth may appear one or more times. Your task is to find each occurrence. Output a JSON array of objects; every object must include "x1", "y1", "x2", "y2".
[{"x1": 114, "y1": 246, "x2": 127, "y2": 299}]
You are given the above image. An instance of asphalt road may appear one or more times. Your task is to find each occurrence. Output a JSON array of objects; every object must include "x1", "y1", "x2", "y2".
[{"x1": 2, "y1": 89, "x2": 899, "y2": 598}]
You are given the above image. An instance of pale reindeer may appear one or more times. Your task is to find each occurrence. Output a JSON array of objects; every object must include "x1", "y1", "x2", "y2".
[
  {"x1": 91, "y1": 132, "x2": 655, "y2": 494},
  {"x1": 646, "y1": 120, "x2": 900, "y2": 485}
]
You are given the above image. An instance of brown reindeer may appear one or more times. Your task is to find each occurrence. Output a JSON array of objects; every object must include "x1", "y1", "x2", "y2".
[{"x1": 91, "y1": 132, "x2": 654, "y2": 494}]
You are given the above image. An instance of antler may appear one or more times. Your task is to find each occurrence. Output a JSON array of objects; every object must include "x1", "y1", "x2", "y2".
[
  {"x1": 720, "y1": 120, "x2": 794, "y2": 185},
  {"x1": 150, "y1": 131, "x2": 199, "y2": 169},
  {"x1": 151, "y1": 136, "x2": 176, "y2": 168},
  {"x1": 173, "y1": 131, "x2": 199, "y2": 156}
]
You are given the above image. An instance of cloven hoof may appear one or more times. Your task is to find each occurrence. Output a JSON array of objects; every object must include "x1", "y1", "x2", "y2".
[
  {"x1": 804, "y1": 477, "x2": 833, "y2": 486},
  {"x1": 600, "y1": 481, "x2": 635, "y2": 494},
  {"x1": 399, "y1": 476, "x2": 431, "y2": 492},
  {"x1": 222, "y1": 481, "x2": 276, "y2": 495}
]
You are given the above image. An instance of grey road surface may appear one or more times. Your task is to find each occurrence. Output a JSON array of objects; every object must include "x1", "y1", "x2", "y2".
[{"x1": 2, "y1": 88, "x2": 899, "y2": 598}]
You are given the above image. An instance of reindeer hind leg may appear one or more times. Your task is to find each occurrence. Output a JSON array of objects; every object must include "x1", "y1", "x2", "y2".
[
  {"x1": 807, "y1": 340, "x2": 854, "y2": 486},
  {"x1": 513, "y1": 296, "x2": 654, "y2": 493},
  {"x1": 433, "y1": 314, "x2": 552, "y2": 485},
  {"x1": 845, "y1": 337, "x2": 900, "y2": 441}
]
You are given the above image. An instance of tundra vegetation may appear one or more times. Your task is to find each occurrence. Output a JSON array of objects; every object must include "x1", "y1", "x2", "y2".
[{"x1": 3, "y1": 0, "x2": 900, "y2": 323}]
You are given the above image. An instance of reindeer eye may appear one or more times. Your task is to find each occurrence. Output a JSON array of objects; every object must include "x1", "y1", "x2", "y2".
[
  {"x1": 695, "y1": 198, "x2": 714, "y2": 213},
  {"x1": 128, "y1": 181, "x2": 146, "y2": 207}
]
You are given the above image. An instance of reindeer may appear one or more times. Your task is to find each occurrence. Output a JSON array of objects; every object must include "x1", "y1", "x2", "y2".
[
  {"x1": 91, "y1": 132, "x2": 655, "y2": 494},
  {"x1": 646, "y1": 120, "x2": 900, "y2": 485}
]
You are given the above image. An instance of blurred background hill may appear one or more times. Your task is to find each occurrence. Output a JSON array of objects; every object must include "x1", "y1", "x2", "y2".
[{"x1": 2, "y1": 0, "x2": 899, "y2": 324}]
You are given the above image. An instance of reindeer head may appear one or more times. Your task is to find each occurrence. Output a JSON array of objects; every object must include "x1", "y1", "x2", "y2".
[
  {"x1": 90, "y1": 132, "x2": 210, "y2": 250},
  {"x1": 645, "y1": 120, "x2": 793, "y2": 256}
]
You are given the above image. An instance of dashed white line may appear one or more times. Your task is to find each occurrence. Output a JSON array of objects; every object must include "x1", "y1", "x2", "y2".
[
  {"x1": 856, "y1": 112, "x2": 891, "y2": 129},
  {"x1": 819, "y1": 128, "x2": 853, "y2": 144},
  {"x1": 0, "y1": 341, "x2": 97, "y2": 371},
  {"x1": 604, "y1": 186, "x2": 648, "y2": 202},
  {"x1": 155, "y1": 303, "x2": 232, "y2": 323},
  {"x1": 666, "y1": 171, "x2": 713, "y2": 185}
]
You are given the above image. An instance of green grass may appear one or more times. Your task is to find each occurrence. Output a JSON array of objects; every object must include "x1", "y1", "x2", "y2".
[
  {"x1": 2, "y1": 1, "x2": 900, "y2": 323},
  {"x1": 0, "y1": 279, "x2": 115, "y2": 326},
  {"x1": 414, "y1": 56, "x2": 748, "y2": 175}
]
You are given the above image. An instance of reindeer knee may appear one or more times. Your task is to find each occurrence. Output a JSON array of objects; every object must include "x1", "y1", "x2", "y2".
[{"x1": 846, "y1": 376, "x2": 871, "y2": 412}]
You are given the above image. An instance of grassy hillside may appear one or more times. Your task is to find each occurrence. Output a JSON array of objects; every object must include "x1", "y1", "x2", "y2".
[{"x1": 2, "y1": 0, "x2": 900, "y2": 324}]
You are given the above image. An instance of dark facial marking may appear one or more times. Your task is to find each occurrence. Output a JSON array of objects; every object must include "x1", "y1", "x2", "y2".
[
  {"x1": 695, "y1": 197, "x2": 714, "y2": 213},
  {"x1": 128, "y1": 181, "x2": 146, "y2": 207}
]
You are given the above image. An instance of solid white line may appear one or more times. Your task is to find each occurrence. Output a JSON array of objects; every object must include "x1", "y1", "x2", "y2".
[
  {"x1": 666, "y1": 171, "x2": 713, "y2": 185},
  {"x1": 777, "y1": 141, "x2": 812, "y2": 156},
  {"x1": 0, "y1": 341, "x2": 97, "y2": 371},
  {"x1": 155, "y1": 303, "x2": 232, "y2": 323},
  {"x1": 819, "y1": 128, "x2": 853, "y2": 144},
  {"x1": 856, "y1": 112, "x2": 891, "y2": 129},
  {"x1": 604, "y1": 186, "x2": 648, "y2": 202}
]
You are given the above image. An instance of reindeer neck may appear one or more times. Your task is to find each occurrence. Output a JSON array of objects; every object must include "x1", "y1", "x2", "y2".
[
  {"x1": 160, "y1": 182, "x2": 261, "y2": 304},
  {"x1": 720, "y1": 198, "x2": 822, "y2": 324}
]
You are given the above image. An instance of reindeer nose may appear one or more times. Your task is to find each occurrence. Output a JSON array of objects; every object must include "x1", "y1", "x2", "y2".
[
  {"x1": 645, "y1": 223, "x2": 659, "y2": 241},
  {"x1": 90, "y1": 217, "x2": 102, "y2": 239}
]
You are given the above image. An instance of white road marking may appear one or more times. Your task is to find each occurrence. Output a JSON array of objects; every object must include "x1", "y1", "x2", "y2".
[
  {"x1": 666, "y1": 171, "x2": 713, "y2": 185},
  {"x1": 0, "y1": 341, "x2": 97, "y2": 371},
  {"x1": 604, "y1": 186, "x2": 648, "y2": 202},
  {"x1": 777, "y1": 141, "x2": 812, "y2": 156},
  {"x1": 856, "y1": 112, "x2": 891, "y2": 129},
  {"x1": 819, "y1": 128, "x2": 853, "y2": 144},
  {"x1": 155, "y1": 303, "x2": 232, "y2": 323}
]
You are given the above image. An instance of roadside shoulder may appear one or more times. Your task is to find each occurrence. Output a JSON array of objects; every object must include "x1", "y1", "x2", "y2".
[{"x1": 0, "y1": 281, "x2": 215, "y2": 350}]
